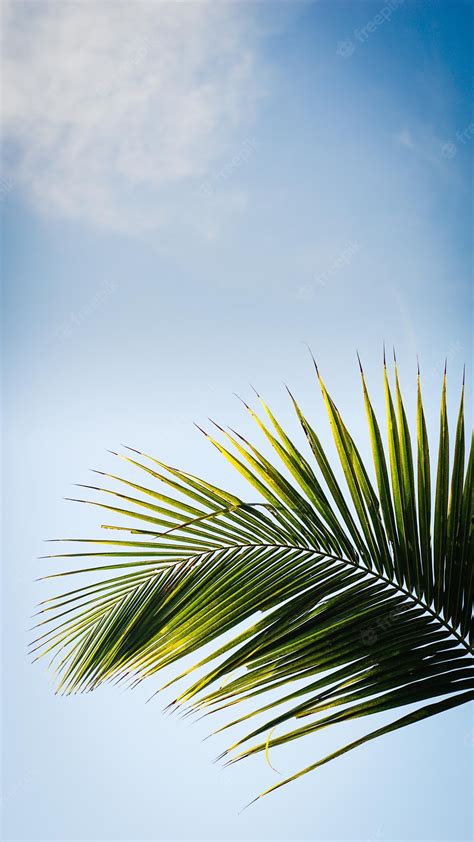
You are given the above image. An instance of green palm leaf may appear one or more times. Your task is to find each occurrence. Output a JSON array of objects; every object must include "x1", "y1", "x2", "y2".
[{"x1": 35, "y1": 359, "x2": 474, "y2": 803}]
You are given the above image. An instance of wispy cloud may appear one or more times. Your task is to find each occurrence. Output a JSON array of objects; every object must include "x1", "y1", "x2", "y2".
[{"x1": 2, "y1": 1, "x2": 267, "y2": 235}]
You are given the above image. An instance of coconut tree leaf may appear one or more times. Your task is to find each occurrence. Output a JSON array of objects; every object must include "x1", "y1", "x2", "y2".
[{"x1": 35, "y1": 359, "x2": 474, "y2": 803}]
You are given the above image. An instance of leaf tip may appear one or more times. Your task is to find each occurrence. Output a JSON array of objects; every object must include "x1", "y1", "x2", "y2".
[
  {"x1": 233, "y1": 392, "x2": 250, "y2": 410},
  {"x1": 239, "y1": 795, "x2": 260, "y2": 814},
  {"x1": 301, "y1": 341, "x2": 318, "y2": 373},
  {"x1": 209, "y1": 417, "x2": 225, "y2": 433}
]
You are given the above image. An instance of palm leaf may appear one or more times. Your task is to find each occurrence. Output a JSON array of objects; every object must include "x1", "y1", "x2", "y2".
[{"x1": 35, "y1": 358, "x2": 474, "y2": 803}]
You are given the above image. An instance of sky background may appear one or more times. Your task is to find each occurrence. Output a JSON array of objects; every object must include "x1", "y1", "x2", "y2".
[{"x1": 1, "y1": 1, "x2": 473, "y2": 840}]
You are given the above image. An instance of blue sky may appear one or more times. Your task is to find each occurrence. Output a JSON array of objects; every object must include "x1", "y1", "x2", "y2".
[{"x1": 1, "y1": 1, "x2": 473, "y2": 840}]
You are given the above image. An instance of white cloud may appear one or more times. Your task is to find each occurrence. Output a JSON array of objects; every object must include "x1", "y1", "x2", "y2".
[{"x1": 2, "y1": 1, "x2": 266, "y2": 235}]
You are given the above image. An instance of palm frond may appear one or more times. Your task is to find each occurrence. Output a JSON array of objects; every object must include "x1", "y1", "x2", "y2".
[{"x1": 35, "y1": 359, "x2": 474, "y2": 802}]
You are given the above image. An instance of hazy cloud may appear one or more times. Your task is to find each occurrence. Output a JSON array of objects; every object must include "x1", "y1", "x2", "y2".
[{"x1": 2, "y1": 1, "x2": 266, "y2": 235}]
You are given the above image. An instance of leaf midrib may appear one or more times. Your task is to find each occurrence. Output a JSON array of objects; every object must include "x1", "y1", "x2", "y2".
[{"x1": 201, "y1": 538, "x2": 473, "y2": 655}]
